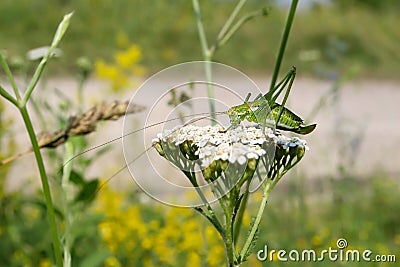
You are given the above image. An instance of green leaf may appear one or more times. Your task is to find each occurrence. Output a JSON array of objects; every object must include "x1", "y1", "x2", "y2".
[
  {"x1": 68, "y1": 169, "x2": 85, "y2": 185},
  {"x1": 74, "y1": 179, "x2": 99, "y2": 204}
]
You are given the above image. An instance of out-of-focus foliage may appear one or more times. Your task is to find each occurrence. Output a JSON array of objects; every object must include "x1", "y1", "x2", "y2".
[
  {"x1": 0, "y1": 173, "x2": 398, "y2": 266},
  {"x1": 95, "y1": 34, "x2": 147, "y2": 92},
  {"x1": 0, "y1": 0, "x2": 398, "y2": 78},
  {"x1": 333, "y1": 0, "x2": 400, "y2": 12}
]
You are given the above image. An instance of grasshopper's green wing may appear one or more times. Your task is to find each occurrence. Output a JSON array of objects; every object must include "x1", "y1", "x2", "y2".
[{"x1": 270, "y1": 103, "x2": 316, "y2": 134}]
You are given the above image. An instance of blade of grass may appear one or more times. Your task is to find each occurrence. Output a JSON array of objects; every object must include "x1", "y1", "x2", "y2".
[{"x1": 268, "y1": 0, "x2": 298, "y2": 91}]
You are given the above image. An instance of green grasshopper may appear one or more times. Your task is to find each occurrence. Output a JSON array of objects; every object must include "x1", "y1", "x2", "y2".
[{"x1": 227, "y1": 67, "x2": 316, "y2": 135}]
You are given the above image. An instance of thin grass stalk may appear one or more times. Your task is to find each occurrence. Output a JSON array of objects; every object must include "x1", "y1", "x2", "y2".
[
  {"x1": 268, "y1": 0, "x2": 298, "y2": 91},
  {"x1": 61, "y1": 141, "x2": 75, "y2": 267}
]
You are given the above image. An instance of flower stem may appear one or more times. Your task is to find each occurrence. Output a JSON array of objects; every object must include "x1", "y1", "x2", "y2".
[
  {"x1": 239, "y1": 180, "x2": 272, "y2": 260},
  {"x1": 224, "y1": 195, "x2": 237, "y2": 266},
  {"x1": 268, "y1": 0, "x2": 298, "y2": 91},
  {"x1": 233, "y1": 180, "x2": 251, "y2": 244},
  {"x1": 19, "y1": 106, "x2": 63, "y2": 267},
  {"x1": 204, "y1": 60, "x2": 216, "y2": 123}
]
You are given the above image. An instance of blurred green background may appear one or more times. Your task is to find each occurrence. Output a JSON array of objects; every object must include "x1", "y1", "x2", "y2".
[
  {"x1": 1, "y1": 0, "x2": 399, "y2": 78},
  {"x1": 0, "y1": 0, "x2": 399, "y2": 266}
]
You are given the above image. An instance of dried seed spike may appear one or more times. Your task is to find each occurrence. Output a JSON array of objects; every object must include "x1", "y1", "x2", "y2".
[
  {"x1": 0, "y1": 100, "x2": 146, "y2": 165},
  {"x1": 37, "y1": 129, "x2": 68, "y2": 148}
]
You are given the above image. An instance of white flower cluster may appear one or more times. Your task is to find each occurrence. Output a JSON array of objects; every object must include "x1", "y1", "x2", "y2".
[{"x1": 153, "y1": 124, "x2": 308, "y2": 167}]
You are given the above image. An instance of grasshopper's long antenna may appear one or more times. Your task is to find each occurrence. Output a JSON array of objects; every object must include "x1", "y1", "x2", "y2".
[
  {"x1": 275, "y1": 66, "x2": 296, "y2": 126},
  {"x1": 62, "y1": 111, "x2": 226, "y2": 167},
  {"x1": 93, "y1": 146, "x2": 153, "y2": 196}
]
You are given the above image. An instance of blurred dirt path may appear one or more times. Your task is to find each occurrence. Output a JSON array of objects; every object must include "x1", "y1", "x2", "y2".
[{"x1": 2, "y1": 76, "x2": 400, "y2": 191}]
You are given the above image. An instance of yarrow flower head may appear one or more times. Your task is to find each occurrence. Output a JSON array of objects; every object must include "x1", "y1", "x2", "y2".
[{"x1": 152, "y1": 124, "x2": 309, "y2": 186}]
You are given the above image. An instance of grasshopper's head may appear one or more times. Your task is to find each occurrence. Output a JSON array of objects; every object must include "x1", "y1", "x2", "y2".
[{"x1": 227, "y1": 106, "x2": 240, "y2": 127}]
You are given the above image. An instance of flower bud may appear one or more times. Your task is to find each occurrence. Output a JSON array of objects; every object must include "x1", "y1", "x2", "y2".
[
  {"x1": 77, "y1": 56, "x2": 93, "y2": 79},
  {"x1": 202, "y1": 161, "x2": 218, "y2": 182},
  {"x1": 275, "y1": 146, "x2": 286, "y2": 161},
  {"x1": 296, "y1": 146, "x2": 305, "y2": 159},
  {"x1": 247, "y1": 158, "x2": 257, "y2": 171},
  {"x1": 153, "y1": 141, "x2": 165, "y2": 157},
  {"x1": 179, "y1": 140, "x2": 198, "y2": 160}
]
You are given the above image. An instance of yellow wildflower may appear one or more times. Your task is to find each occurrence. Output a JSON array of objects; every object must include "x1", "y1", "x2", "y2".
[
  {"x1": 115, "y1": 45, "x2": 142, "y2": 68},
  {"x1": 39, "y1": 258, "x2": 52, "y2": 267},
  {"x1": 186, "y1": 252, "x2": 201, "y2": 267},
  {"x1": 311, "y1": 235, "x2": 322, "y2": 247},
  {"x1": 104, "y1": 256, "x2": 121, "y2": 267}
]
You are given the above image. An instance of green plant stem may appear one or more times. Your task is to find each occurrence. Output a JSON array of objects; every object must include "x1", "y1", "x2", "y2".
[
  {"x1": 218, "y1": 7, "x2": 268, "y2": 48},
  {"x1": 21, "y1": 12, "x2": 73, "y2": 106},
  {"x1": 0, "y1": 54, "x2": 21, "y2": 101},
  {"x1": 233, "y1": 180, "x2": 251, "y2": 244},
  {"x1": 77, "y1": 73, "x2": 85, "y2": 113},
  {"x1": 192, "y1": 0, "x2": 216, "y2": 123},
  {"x1": 62, "y1": 141, "x2": 74, "y2": 267},
  {"x1": 224, "y1": 195, "x2": 237, "y2": 267},
  {"x1": 239, "y1": 180, "x2": 272, "y2": 260},
  {"x1": 268, "y1": 0, "x2": 298, "y2": 91},
  {"x1": 19, "y1": 106, "x2": 63, "y2": 267},
  {"x1": 192, "y1": 0, "x2": 210, "y2": 58},
  {"x1": 214, "y1": 0, "x2": 247, "y2": 51},
  {"x1": 204, "y1": 61, "x2": 216, "y2": 122},
  {"x1": 22, "y1": 52, "x2": 52, "y2": 106},
  {"x1": 184, "y1": 170, "x2": 225, "y2": 238},
  {"x1": 0, "y1": 84, "x2": 18, "y2": 107}
]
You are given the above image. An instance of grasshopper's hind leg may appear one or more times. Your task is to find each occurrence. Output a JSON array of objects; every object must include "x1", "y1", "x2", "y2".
[{"x1": 275, "y1": 67, "x2": 296, "y2": 131}]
